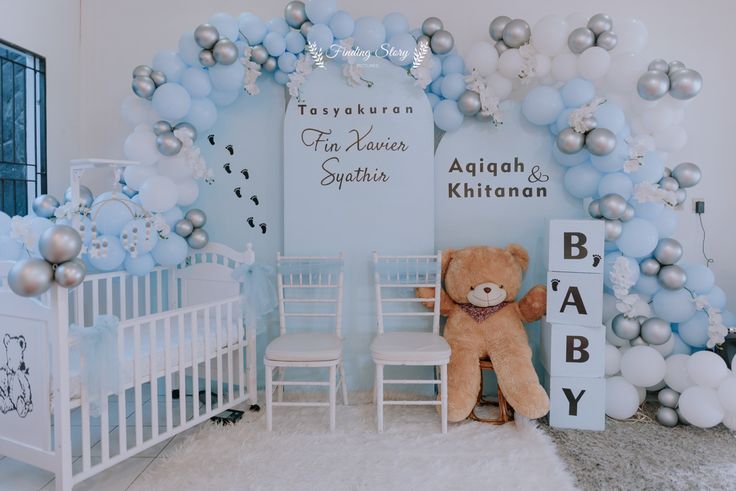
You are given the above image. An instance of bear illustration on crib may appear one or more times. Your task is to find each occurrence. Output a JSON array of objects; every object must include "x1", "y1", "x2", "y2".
[{"x1": 0, "y1": 334, "x2": 33, "y2": 418}]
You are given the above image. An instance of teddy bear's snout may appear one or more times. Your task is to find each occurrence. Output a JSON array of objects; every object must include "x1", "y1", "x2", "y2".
[
  {"x1": 467, "y1": 282, "x2": 507, "y2": 307},
  {"x1": 483, "y1": 287, "x2": 492, "y2": 293}
]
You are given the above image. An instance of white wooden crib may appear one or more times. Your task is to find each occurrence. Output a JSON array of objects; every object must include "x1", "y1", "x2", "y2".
[{"x1": 0, "y1": 242, "x2": 257, "y2": 490}]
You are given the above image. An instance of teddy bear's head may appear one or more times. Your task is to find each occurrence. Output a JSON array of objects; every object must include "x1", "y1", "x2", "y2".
[
  {"x1": 4, "y1": 334, "x2": 27, "y2": 373},
  {"x1": 442, "y1": 245, "x2": 530, "y2": 308}
]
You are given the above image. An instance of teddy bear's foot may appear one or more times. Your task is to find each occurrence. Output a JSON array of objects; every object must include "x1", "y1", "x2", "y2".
[
  {"x1": 15, "y1": 397, "x2": 28, "y2": 418},
  {"x1": 507, "y1": 383, "x2": 549, "y2": 420}
]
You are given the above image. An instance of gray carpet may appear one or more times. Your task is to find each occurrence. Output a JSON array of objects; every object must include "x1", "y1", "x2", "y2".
[{"x1": 542, "y1": 403, "x2": 736, "y2": 491}]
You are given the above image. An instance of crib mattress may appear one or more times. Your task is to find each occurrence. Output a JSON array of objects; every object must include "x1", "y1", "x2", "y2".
[{"x1": 67, "y1": 312, "x2": 243, "y2": 400}]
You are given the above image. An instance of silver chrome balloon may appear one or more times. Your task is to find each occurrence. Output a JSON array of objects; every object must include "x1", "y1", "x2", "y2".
[
  {"x1": 300, "y1": 20, "x2": 313, "y2": 37},
  {"x1": 557, "y1": 127, "x2": 586, "y2": 154},
  {"x1": 637, "y1": 70, "x2": 670, "y2": 101},
  {"x1": 654, "y1": 238, "x2": 683, "y2": 265},
  {"x1": 640, "y1": 258, "x2": 661, "y2": 276},
  {"x1": 585, "y1": 128, "x2": 617, "y2": 156},
  {"x1": 199, "y1": 49, "x2": 217, "y2": 68},
  {"x1": 185, "y1": 208, "x2": 207, "y2": 228},
  {"x1": 174, "y1": 122, "x2": 197, "y2": 142},
  {"x1": 599, "y1": 193, "x2": 628, "y2": 220},
  {"x1": 32, "y1": 194, "x2": 60, "y2": 218},
  {"x1": 187, "y1": 228, "x2": 209, "y2": 250},
  {"x1": 588, "y1": 199, "x2": 603, "y2": 219},
  {"x1": 284, "y1": 0, "x2": 308, "y2": 29},
  {"x1": 495, "y1": 40, "x2": 509, "y2": 54},
  {"x1": 174, "y1": 219, "x2": 194, "y2": 238},
  {"x1": 587, "y1": 13, "x2": 613, "y2": 35},
  {"x1": 132, "y1": 65, "x2": 153, "y2": 78},
  {"x1": 457, "y1": 90, "x2": 482, "y2": 116},
  {"x1": 659, "y1": 176, "x2": 680, "y2": 192},
  {"x1": 605, "y1": 219, "x2": 623, "y2": 241},
  {"x1": 251, "y1": 45, "x2": 269, "y2": 65},
  {"x1": 648, "y1": 58, "x2": 669, "y2": 73},
  {"x1": 671, "y1": 162, "x2": 701, "y2": 188},
  {"x1": 631, "y1": 336, "x2": 647, "y2": 347},
  {"x1": 663, "y1": 166, "x2": 672, "y2": 177},
  {"x1": 416, "y1": 35, "x2": 431, "y2": 48},
  {"x1": 658, "y1": 264, "x2": 687, "y2": 290},
  {"x1": 39, "y1": 225, "x2": 82, "y2": 264},
  {"x1": 194, "y1": 23, "x2": 220, "y2": 50},
  {"x1": 568, "y1": 27, "x2": 595, "y2": 54},
  {"x1": 262, "y1": 56, "x2": 278, "y2": 72},
  {"x1": 612, "y1": 313, "x2": 641, "y2": 340},
  {"x1": 54, "y1": 258, "x2": 86, "y2": 289},
  {"x1": 502, "y1": 19, "x2": 531, "y2": 49},
  {"x1": 641, "y1": 317, "x2": 672, "y2": 345},
  {"x1": 656, "y1": 406, "x2": 679, "y2": 427},
  {"x1": 621, "y1": 204, "x2": 635, "y2": 222},
  {"x1": 213, "y1": 38, "x2": 239, "y2": 65},
  {"x1": 8, "y1": 258, "x2": 54, "y2": 297},
  {"x1": 64, "y1": 185, "x2": 94, "y2": 208},
  {"x1": 668, "y1": 60, "x2": 686, "y2": 74},
  {"x1": 489, "y1": 16, "x2": 511, "y2": 42},
  {"x1": 152, "y1": 120, "x2": 173, "y2": 136},
  {"x1": 132, "y1": 76, "x2": 156, "y2": 99},
  {"x1": 430, "y1": 30, "x2": 454, "y2": 55},
  {"x1": 149, "y1": 70, "x2": 167, "y2": 87},
  {"x1": 669, "y1": 68, "x2": 703, "y2": 100},
  {"x1": 582, "y1": 116, "x2": 598, "y2": 131},
  {"x1": 596, "y1": 31, "x2": 618, "y2": 50},
  {"x1": 156, "y1": 132, "x2": 183, "y2": 156},
  {"x1": 421, "y1": 17, "x2": 444, "y2": 37},
  {"x1": 657, "y1": 388, "x2": 680, "y2": 409}
]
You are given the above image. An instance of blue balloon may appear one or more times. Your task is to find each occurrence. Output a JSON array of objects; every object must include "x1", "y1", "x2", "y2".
[
  {"x1": 426, "y1": 93, "x2": 440, "y2": 108},
  {"x1": 285, "y1": 31, "x2": 306, "y2": 54},
  {"x1": 273, "y1": 69, "x2": 289, "y2": 85},
  {"x1": 441, "y1": 54, "x2": 465, "y2": 75},
  {"x1": 120, "y1": 218, "x2": 158, "y2": 254},
  {"x1": 594, "y1": 102, "x2": 626, "y2": 134},
  {"x1": 0, "y1": 235, "x2": 22, "y2": 261},
  {"x1": 670, "y1": 332, "x2": 693, "y2": 355},
  {"x1": 563, "y1": 163, "x2": 602, "y2": 198},
  {"x1": 652, "y1": 206, "x2": 677, "y2": 237},
  {"x1": 305, "y1": 0, "x2": 337, "y2": 24},
  {"x1": 597, "y1": 173, "x2": 633, "y2": 200},
  {"x1": 430, "y1": 76, "x2": 444, "y2": 96},
  {"x1": 521, "y1": 86, "x2": 564, "y2": 125},
  {"x1": 561, "y1": 78, "x2": 595, "y2": 107},
  {"x1": 629, "y1": 151, "x2": 665, "y2": 184},
  {"x1": 186, "y1": 97, "x2": 218, "y2": 132},
  {"x1": 178, "y1": 33, "x2": 202, "y2": 66},
  {"x1": 92, "y1": 195, "x2": 134, "y2": 236},
  {"x1": 209, "y1": 12, "x2": 239, "y2": 40},
  {"x1": 682, "y1": 264, "x2": 715, "y2": 294},
  {"x1": 387, "y1": 33, "x2": 415, "y2": 66},
  {"x1": 630, "y1": 198, "x2": 664, "y2": 221},
  {"x1": 89, "y1": 235, "x2": 126, "y2": 272},
  {"x1": 181, "y1": 67, "x2": 212, "y2": 98},
  {"x1": 706, "y1": 286, "x2": 727, "y2": 310},
  {"x1": 152, "y1": 83, "x2": 191, "y2": 121},
  {"x1": 267, "y1": 17, "x2": 290, "y2": 36},
  {"x1": 603, "y1": 252, "x2": 639, "y2": 290},
  {"x1": 678, "y1": 311, "x2": 709, "y2": 348},
  {"x1": 124, "y1": 253, "x2": 155, "y2": 277},
  {"x1": 263, "y1": 32, "x2": 286, "y2": 57},
  {"x1": 278, "y1": 52, "x2": 298, "y2": 73},
  {"x1": 430, "y1": 55, "x2": 442, "y2": 80},
  {"x1": 383, "y1": 12, "x2": 409, "y2": 39},
  {"x1": 590, "y1": 138, "x2": 628, "y2": 173},
  {"x1": 151, "y1": 234, "x2": 189, "y2": 268},
  {"x1": 552, "y1": 145, "x2": 590, "y2": 167},
  {"x1": 161, "y1": 206, "x2": 184, "y2": 228},
  {"x1": 433, "y1": 100, "x2": 464, "y2": 132},
  {"x1": 604, "y1": 240, "x2": 619, "y2": 253},
  {"x1": 723, "y1": 310, "x2": 736, "y2": 327},
  {"x1": 554, "y1": 108, "x2": 574, "y2": 134},
  {"x1": 209, "y1": 63, "x2": 246, "y2": 92},
  {"x1": 440, "y1": 73, "x2": 466, "y2": 100},
  {"x1": 352, "y1": 17, "x2": 386, "y2": 52},
  {"x1": 652, "y1": 288, "x2": 697, "y2": 323},
  {"x1": 634, "y1": 273, "x2": 661, "y2": 296},
  {"x1": 209, "y1": 89, "x2": 240, "y2": 107},
  {"x1": 152, "y1": 50, "x2": 186, "y2": 83},
  {"x1": 307, "y1": 23, "x2": 334, "y2": 51},
  {"x1": 616, "y1": 218, "x2": 659, "y2": 258},
  {"x1": 329, "y1": 11, "x2": 354, "y2": 39},
  {"x1": 238, "y1": 13, "x2": 268, "y2": 45}
]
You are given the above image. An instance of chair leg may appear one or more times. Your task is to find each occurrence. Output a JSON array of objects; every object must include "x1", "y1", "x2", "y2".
[
  {"x1": 265, "y1": 365, "x2": 273, "y2": 432},
  {"x1": 440, "y1": 364, "x2": 448, "y2": 434},
  {"x1": 376, "y1": 363, "x2": 384, "y2": 433},
  {"x1": 329, "y1": 364, "x2": 336, "y2": 432},
  {"x1": 339, "y1": 362, "x2": 348, "y2": 405},
  {"x1": 276, "y1": 367, "x2": 285, "y2": 402}
]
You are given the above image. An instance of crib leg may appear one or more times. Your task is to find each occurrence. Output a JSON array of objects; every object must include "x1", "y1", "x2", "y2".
[{"x1": 265, "y1": 365, "x2": 273, "y2": 432}]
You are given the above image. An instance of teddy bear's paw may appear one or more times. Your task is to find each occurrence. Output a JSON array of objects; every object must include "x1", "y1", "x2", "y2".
[{"x1": 511, "y1": 383, "x2": 550, "y2": 419}]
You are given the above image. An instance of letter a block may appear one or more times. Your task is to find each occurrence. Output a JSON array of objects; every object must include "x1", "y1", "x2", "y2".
[
  {"x1": 545, "y1": 373, "x2": 605, "y2": 431},
  {"x1": 546, "y1": 271, "x2": 603, "y2": 326},
  {"x1": 541, "y1": 320, "x2": 605, "y2": 378},
  {"x1": 548, "y1": 219, "x2": 604, "y2": 274}
]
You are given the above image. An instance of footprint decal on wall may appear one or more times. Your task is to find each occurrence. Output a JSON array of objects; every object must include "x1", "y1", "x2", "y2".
[
  {"x1": 234, "y1": 187, "x2": 242, "y2": 198},
  {"x1": 259, "y1": 223, "x2": 267, "y2": 234},
  {"x1": 551, "y1": 278, "x2": 560, "y2": 292},
  {"x1": 240, "y1": 168, "x2": 250, "y2": 179},
  {"x1": 223, "y1": 163, "x2": 232, "y2": 174},
  {"x1": 208, "y1": 134, "x2": 215, "y2": 145},
  {"x1": 250, "y1": 195, "x2": 259, "y2": 206},
  {"x1": 246, "y1": 217, "x2": 255, "y2": 228},
  {"x1": 226, "y1": 144, "x2": 234, "y2": 156}
]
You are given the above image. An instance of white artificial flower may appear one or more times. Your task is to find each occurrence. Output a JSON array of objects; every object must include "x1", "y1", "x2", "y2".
[
  {"x1": 464, "y1": 70, "x2": 503, "y2": 124},
  {"x1": 568, "y1": 97, "x2": 606, "y2": 133},
  {"x1": 517, "y1": 44, "x2": 539, "y2": 82},
  {"x1": 240, "y1": 48, "x2": 262, "y2": 96},
  {"x1": 173, "y1": 129, "x2": 212, "y2": 183},
  {"x1": 633, "y1": 182, "x2": 678, "y2": 207},
  {"x1": 9, "y1": 215, "x2": 34, "y2": 249},
  {"x1": 286, "y1": 54, "x2": 314, "y2": 100}
]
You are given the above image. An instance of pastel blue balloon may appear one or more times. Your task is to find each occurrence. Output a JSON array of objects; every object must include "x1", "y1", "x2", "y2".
[
  {"x1": 57, "y1": 216, "x2": 95, "y2": 245},
  {"x1": 634, "y1": 273, "x2": 661, "y2": 296},
  {"x1": 152, "y1": 50, "x2": 186, "y2": 82},
  {"x1": 92, "y1": 195, "x2": 134, "y2": 236},
  {"x1": 209, "y1": 89, "x2": 240, "y2": 107},
  {"x1": 124, "y1": 253, "x2": 155, "y2": 277},
  {"x1": 561, "y1": 78, "x2": 595, "y2": 107},
  {"x1": 440, "y1": 54, "x2": 464, "y2": 75},
  {"x1": 273, "y1": 69, "x2": 289, "y2": 85},
  {"x1": 430, "y1": 77, "x2": 444, "y2": 96},
  {"x1": 352, "y1": 17, "x2": 386, "y2": 52},
  {"x1": 285, "y1": 31, "x2": 306, "y2": 53},
  {"x1": 706, "y1": 286, "x2": 727, "y2": 310},
  {"x1": 209, "y1": 63, "x2": 246, "y2": 92},
  {"x1": 151, "y1": 234, "x2": 189, "y2": 268},
  {"x1": 267, "y1": 17, "x2": 290, "y2": 36},
  {"x1": 549, "y1": 124, "x2": 560, "y2": 137},
  {"x1": 185, "y1": 97, "x2": 218, "y2": 132},
  {"x1": 383, "y1": 12, "x2": 409, "y2": 39},
  {"x1": 652, "y1": 288, "x2": 697, "y2": 323},
  {"x1": 616, "y1": 218, "x2": 658, "y2": 258},
  {"x1": 670, "y1": 332, "x2": 693, "y2": 355},
  {"x1": 430, "y1": 55, "x2": 443, "y2": 80},
  {"x1": 723, "y1": 310, "x2": 736, "y2": 327},
  {"x1": 278, "y1": 52, "x2": 298, "y2": 73},
  {"x1": 0, "y1": 236, "x2": 22, "y2": 260},
  {"x1": 263, "y1": 32, "x2": 286, "y2": 57},
  {"x1": 678, "y1": 311, "x2": 709, "y2": 348},
  {"x1": 554, "y1": 108, "x2": 574, "y2": 134},
  {"x1": 238, "y1": 13, "x2": 268, "y2": 45},
  {"x1": 427, "y1": 93, "x2": 440, "y2": 108},
  {"x1": 603, "y1": 252, "x2": 639, "y2": 290},
  {"x1": 181, "y1": 67, "x2": 212, "y2": 98},
  {"x1": 629, "y1": 151, "x2": 665, "y2": 184},
  {"x1": 682, "y1": 263, "x2": 715, "y2": 294},
  {"x1": 563, "y1": 163, "x2": 601, "y2": 198},
  {"x1": 433, "y1": 100, "x2": 464, "y2": 132},
  {"x1": 590, "y1": 138, "x2": 628, "y2": 173},
  {"x1": 521, "y1": 86, "x2": 564, "y2": 125},
  {"x1": 597, "y1": 172, "x2": 633, "y2": 200},
  {"x1": 152, "y1": 83, "x2": 191, "y2": 121},
  {"x1": 618, "y1": 124, "x2": 631, "y2": 140},
  {"x1": 552, "y1": 146, "x2": 590, "y2": 167},
  {"x1": 440, "y1": 73, "x2": 466, "y2": 100},
  {"x1": 89, "y1": 235, "x2": 126, "y2": 272},
  {"x1": 209, "y1": 12, "x2": 239, "y2": 40},
  {"x1": 604, "y1": 240, "x2": 619, "y2": 253},
  {"x1": 121, "y1": 218, "x2": 158, "y2": 253},
  {"x1": 305, "y1": 0, "x2": 337, "y2": 24},
  {"x1": 630, "y1": 198, "x2": 664, "y2": 221},
  {"x1": 410, "y1": 28, "x2": 422, "y2": 39},
  {"x1": 307, "y1": 23, "x2": 334, "y2": 51},
  {"x1": 329, "y1": 11, "x2": 355, "y2": 39},
  {"x1": 652, "y1": 206, "x2": 677, "y2": 237},
  {"x1": 178, "y1": 33, "x2": 202, "y2": 66},
  {"x1": 388, "y1": 33, "x2": 415, "y2": 66},
  {"x1": 161, "y1": 206, "x2": 184, "y2": 228},
  {"x1": 594, "y1": 102, "x2": 626, "y2": 134}
]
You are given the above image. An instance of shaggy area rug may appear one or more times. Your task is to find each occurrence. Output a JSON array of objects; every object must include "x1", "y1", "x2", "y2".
[{"x1": 134, "y1": 395, "x2": 575, "y2": 491}]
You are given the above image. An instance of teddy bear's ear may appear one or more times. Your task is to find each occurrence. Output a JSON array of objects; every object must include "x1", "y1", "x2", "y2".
[
  {"x1": 440, "y1": 249, "x2": 454, "y2": 277},
  {"x1": 506, "y1": 244, "x2": 530, "y2": 271},
  {"x1": 3, "y1": 334, "x2": 9, "y2": 347}
]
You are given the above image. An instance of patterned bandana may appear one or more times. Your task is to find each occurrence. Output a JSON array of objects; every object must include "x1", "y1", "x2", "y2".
[{"x1": 458, "y1": 301, "x2": 511, "y2": 323}]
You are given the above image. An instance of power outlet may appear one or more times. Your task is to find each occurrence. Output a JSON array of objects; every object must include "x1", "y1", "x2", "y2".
[{"x1": 693, "y1": 198, "x2": 705, "y2": 214}]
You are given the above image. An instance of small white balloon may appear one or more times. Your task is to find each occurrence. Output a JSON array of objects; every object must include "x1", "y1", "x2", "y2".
[
  {"x1": 664, "y1": 354, "x2": 695, "y2": 392},
  {"x1": 531, "y1": 15, "x2": 568, "y2": 56},
  {"x1": 605, "y1": 375, "x2": 640, "y2": 420},
  {"x1": 577, "y1": 46, "x2": 611, "y2": 80},
  {"x1": 718, "y1": 376, "x2": 736, "y2": 412},
  {"x1": 678, "y1": 386, "x2": 724, "y2": 429},
  {"x1": 613, "y1": 17, "x2": 648, "y2": 54},
  {"x1": 463, "y1": 42, "x2": 498, "y2": 77},
  {"x1": 487, "y1": 73, "x2": 513, "y2": 98},
  {"x1": 605, "y1": 343, "x2": 622, "y2": 376},
  {"x1": 123, "y1": 164, "x2": 158, "y2": 191},
  {"x1": 498, "y1": 49, "x2": 524, "y2": 79},
  {"x1": 123, "y1": 128, "x2": 159, "y2": 165},
  {"x1": 620, "y1": 346, "x2": 666, "y2": 388},
  {"x1": 654, "y1": 125, "x2": 687, "y2": 153},
  {"x1": 551, "y1": 51, "x2": 578, "y2": 82},
  {"x1": 687, "y1": 351, "x2": 730, "y2": 388},
  {"x1": 139, "y1": 176, "x2": 178, "y2": 212}
]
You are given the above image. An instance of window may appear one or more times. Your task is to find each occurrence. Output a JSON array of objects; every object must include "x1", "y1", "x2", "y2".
[{"x1": 0, "y1": 39, "x2": 46, "y2": 216}]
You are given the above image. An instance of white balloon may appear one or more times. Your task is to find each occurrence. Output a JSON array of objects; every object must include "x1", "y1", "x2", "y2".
[
  {"x1": 577, "y1": 46, "x2": 611, "y2": 81},
  {"x1": 551, "y1": 51, "x2": 577, "y2": 82},
  {"x1": 613, "y1": 18, "x2": 648, "y2": 54},
  {"x1": 687, "y1": 351, "x2": 730, "y2": 388},
  {"x1": 636, "y1": 385, "x2": 646, "y2": 404},
  {"x1": 464, "y1": 42, "x2": 498, "y2": 77},
  {"x1": 650, "y1": 333, "x2": 676, "y2": 357},
  {"x1": 120, "y1": 95, "x2": 159, "y2": 128},
  {"x1": 718, "y1": 376, "x2": 736, "y2": 412},
  {"x1": 605, "y1": 343, "x2": 622, "y2": 376},
  {"x1": 647, "y1": 380, "x2": 666, "y2": 392},
  {"x1": 487, "y1": 72, "x2": 512, "y2": 98},
  {"x1": 123, "y1": 128, "x2": 159, "y2": 165},
  {"x1": 654, "y1": 125, "x2": 687, "y2": 152},
  {"x1": 723, "y1": 410, "x2": 736, "y2": 431},
  {"x1": 621, "y1": 346, "x2": 666, "y2": 388},
  {"x1": 531, "y1": 15, "x2": 568, "y2": 56},
  {"x1": 498, "y1": 49, "x2": 523, "y2": 79},
  {"x1": 175, "y1": 178, "x2": 200, "y2": 206},
  {"x1": 606, "y1": 53, "x2": 647, "y2": 95},
  {"x1": 605, "y1": 376, "x2": 640, "y2": 420},
  {"x1": 139, "y1": 176, "x2": 178, "y2": 212},
  {"x1": 157, "y1": 155, "x2": 193, "y2": 180},
  {"x1": 123, "y1": 164, "x2": 158, "y2": 191},
  {"x1": 534, "y1": 54, "x2": 551, "y2": 78},
  {"x1": 664, "y1": 354, "x2": 695, "y2": 392},
  {"x1": 641, "y1": 104, "x2": 675, "y2": 134},
  {"x1": 678, "y1": 386, "x2": 724, "y2": 428}
]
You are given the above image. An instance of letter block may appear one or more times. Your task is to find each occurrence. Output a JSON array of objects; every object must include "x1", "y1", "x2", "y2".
[
  {"x1": 541, "y1": 318, "x2": 605, "y2": 378},
  {"x1": 546, "y1": 271, "x2": 603, "y2": 326},
  {"x1": 548, "y1": 219, "x2": 604, "y2": 274},
  {"x1": 545, "y1": 372, "x2": 606, "y2": 431}
]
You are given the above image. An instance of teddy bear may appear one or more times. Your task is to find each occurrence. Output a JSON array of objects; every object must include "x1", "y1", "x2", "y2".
[
  {"x1": 417, "y1": 245, "x2": 548, "y2": 422},
  {"x1": 0, "y1": 333, "x2": 33, "y2": 418}
]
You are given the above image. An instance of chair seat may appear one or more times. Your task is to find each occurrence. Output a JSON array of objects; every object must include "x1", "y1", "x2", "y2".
[
  {"x1": 371, "y1": 332, "x2": 450, "y2": 363},
  {"x1": 265, "y1": 333, "x2": 342, "y2": 362}
]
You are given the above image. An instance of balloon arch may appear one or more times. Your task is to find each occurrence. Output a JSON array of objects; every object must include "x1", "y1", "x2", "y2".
[{"x1": 4, "y1": 1, "x2": 734, "y2": 430}]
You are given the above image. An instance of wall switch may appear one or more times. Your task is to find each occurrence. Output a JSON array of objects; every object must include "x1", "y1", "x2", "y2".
[{"x1": 694, "y1": 199, "x2": 705, "y2": 214}]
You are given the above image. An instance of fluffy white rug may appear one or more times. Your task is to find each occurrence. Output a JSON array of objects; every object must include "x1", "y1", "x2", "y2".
[{"x1": 135, "y1": 394, "x2": 575, "y2": 491}]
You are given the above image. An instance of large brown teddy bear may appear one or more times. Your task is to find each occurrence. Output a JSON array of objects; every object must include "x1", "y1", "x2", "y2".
[{"x1": 418, "y1": 245, "x2": 548, "y2": 422}]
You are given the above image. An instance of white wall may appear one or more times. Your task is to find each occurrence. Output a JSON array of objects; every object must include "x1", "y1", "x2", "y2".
[
  {"x1": 0, "y1": 0, "x2": 81, "y2": 199},
  {"x1": 77, "y1": 0, "x2": 735, "y2": 308}
]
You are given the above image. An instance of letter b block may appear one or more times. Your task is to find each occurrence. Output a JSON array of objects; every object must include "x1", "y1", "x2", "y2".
[
  {"x1": 548, "y1": 220, "x2": 604, "y2": 274},
  {"x1": 545, "y1": 373, "x2": 605, "y2": 431},
  {"x1": 541, "y1": 319, "x2": 605, "y2": 377},
  {"x1": 546, "y1": 271, "x2": 603, "y2": 326}
]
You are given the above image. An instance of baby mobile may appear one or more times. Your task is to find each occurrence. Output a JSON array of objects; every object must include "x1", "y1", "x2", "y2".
[{"x1": 0, "y1": 0, "x2": 733, "y2": 430}]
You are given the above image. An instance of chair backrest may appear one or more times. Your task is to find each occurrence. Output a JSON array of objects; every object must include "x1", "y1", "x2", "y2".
[
  {"x1": 276, "y1": 253, "x2": 344, "y2": 337},
  {"x1": 372, "y1": 251, "x2": 442, "y2": 335}
]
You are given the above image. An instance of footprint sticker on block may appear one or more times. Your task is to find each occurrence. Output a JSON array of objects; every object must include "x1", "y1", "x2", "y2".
[
  {"x1": 259, "y1": 223, "x2": 267, "y2": 234},
  {"x1": 592, "y1": 254, "x2": 601, "y2": 268},
  {"x1": 226, "y1": 144, "x2": 234, "y2": 156},
  {"x1": 223, "y1": 163, "x2": 232, "y2": 174},
  {"x1": 234, "y1": 187, "x2": 242, "y2": 198},
  {"x1": 240, "y1": 168, "x2": 249, "y2": 179},
  {"x1": 551, "y1": 278, "x2": 560, "y2": 292},
  {"x1": 246, "y1": 217, "x2": 255, "y2": 228},
  {"x1": 208, "y1": 134, "x2": 215, "y2": 145},
  {"x1": 250, "y1": 195, "x2": 259, "y2": 206}
]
